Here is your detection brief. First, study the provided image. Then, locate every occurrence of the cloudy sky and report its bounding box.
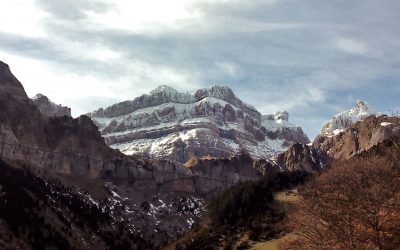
[0,0,399,138]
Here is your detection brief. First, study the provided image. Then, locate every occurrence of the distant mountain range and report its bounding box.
[87,85,310,163]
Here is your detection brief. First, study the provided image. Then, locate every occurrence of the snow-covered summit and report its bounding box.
[321,101,376,136]
[150,84,179,95]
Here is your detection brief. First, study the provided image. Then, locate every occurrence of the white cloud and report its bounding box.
[88,47,122,61]
[0,0,47,37]
[335,37,369,55]
[85,0,284,34]
[85,0,202,33]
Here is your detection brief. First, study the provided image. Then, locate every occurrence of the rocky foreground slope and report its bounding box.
[88,85,309,163]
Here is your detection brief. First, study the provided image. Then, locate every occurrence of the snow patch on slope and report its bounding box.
[380,122,392,127]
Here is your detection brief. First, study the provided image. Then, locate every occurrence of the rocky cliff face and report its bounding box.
[88,85,309,163]
[0,62,114,178]
[31,93,71,117]
[184,153,261,197]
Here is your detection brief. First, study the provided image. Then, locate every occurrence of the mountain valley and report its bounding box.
[0,60,399,249]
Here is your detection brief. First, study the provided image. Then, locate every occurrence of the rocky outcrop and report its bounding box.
[31,93,71,117]
[88,85,310,162]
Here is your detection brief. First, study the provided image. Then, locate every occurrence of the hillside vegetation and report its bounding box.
[283,139,400,249]
[167,171,309,249]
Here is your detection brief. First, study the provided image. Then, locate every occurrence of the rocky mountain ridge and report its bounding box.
[88,85,310,163]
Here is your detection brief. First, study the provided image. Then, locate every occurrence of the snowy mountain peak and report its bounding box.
[150,85,179,95]
[321,101,376,136]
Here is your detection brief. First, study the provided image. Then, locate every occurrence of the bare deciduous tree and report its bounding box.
[282,144,400,250]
